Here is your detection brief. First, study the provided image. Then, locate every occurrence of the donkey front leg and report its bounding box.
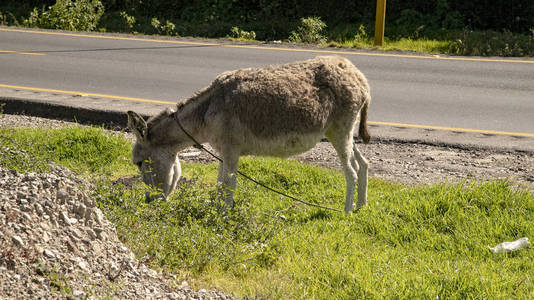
[216,151,239,207]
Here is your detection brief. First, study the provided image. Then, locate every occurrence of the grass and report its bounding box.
[1,126,534,299]
[0,126,135,177]
[329,37,452,55]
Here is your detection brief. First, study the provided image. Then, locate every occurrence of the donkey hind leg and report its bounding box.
[352,142,368,209]
[216,150,239,208]
[326,126,359,214]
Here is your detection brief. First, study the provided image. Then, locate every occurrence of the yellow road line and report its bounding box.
[1,27,533,64]
[0,49,45,56]
[0,83,174,105]
[1,83,533,138]
[368,121,534,137]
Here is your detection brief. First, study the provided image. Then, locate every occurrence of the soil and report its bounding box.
[180,137,534,194]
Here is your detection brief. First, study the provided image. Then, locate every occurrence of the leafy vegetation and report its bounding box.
[1,126,533,299]
[23,0,104,31]
[119,10,135,33]
[229,26,256,41]
[289,17,327,44]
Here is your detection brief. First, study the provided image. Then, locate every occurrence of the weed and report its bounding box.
[119,11,136,33]
[229,26,256,41]
[0,10,6,26]
[151,17,176,36]
[353,24,368,44]
[289,17,327,44]
[449,29,534,57]
[23,0,104,31]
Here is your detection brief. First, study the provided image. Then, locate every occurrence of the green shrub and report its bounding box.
[119,11,136,32]
[229,26,256,40]
[151,17,176,35]
[289,16,327,44]
[353,24,368,44]
[23,0,104,31]
[0,11,7,26]
[449,29,534,57]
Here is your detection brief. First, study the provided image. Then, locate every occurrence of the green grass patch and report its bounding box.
[1,126,533,298]
[0,126,135,176]
[329,37,452,55]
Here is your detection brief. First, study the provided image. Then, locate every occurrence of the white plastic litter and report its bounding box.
[490,237,530,253]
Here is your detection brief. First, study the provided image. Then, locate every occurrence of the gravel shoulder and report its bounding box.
[2,113,533,191]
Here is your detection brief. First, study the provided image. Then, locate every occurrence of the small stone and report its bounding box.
[34,203,44,215]
[94,209,104,225]
[69,228,83,240]
[22,212,31,221]
[179,280,189,289]
[84,207,94,223]
[60,211,72,225]
[43,249,55,259]
[74,203,86,217]
[66,240,80,255]
[96,231,107,241]
[12,235,24,247]
[72,290,86,299]
[42,231,50,243]
[56,189,69,204]
[77,258,88,271]
[86,228,96,240]
[35,245,44,254]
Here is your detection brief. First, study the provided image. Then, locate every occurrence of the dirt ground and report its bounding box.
[178,138,534,193]
[2,114,533,193]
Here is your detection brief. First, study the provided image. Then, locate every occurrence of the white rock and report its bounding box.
[73,290,86,298]
[60,211,72,225]
[43,249,55,259]
[12,235,24,247]
[76,258,88,271]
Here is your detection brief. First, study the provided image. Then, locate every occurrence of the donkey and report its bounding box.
[127,55,371,213]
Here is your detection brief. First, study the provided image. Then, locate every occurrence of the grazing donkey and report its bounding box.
[127,55,371,213]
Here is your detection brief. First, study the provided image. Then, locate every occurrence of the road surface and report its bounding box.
[1,27,533,147]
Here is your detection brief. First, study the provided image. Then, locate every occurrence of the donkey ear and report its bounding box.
[127,111,148,141]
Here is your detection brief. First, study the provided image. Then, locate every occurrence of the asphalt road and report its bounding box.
[1,27,533,136]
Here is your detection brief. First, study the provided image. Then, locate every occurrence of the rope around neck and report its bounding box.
[172,112,342,213]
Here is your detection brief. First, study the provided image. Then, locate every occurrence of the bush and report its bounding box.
[23,0,104,31]
[353,24,368,43]
[449,29,534,56]
[289,16,327,44]
[229,26,256,40]
[119,11,135,32]
[151,17,176,35]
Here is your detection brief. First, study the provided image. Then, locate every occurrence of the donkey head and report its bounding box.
[127,111,181,202]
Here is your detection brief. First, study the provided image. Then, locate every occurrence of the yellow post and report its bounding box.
[374,0,386,46]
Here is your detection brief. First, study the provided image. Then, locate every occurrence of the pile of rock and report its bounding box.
[0,161,231,299]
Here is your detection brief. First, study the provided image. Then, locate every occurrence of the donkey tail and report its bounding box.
[358,100,371,144]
